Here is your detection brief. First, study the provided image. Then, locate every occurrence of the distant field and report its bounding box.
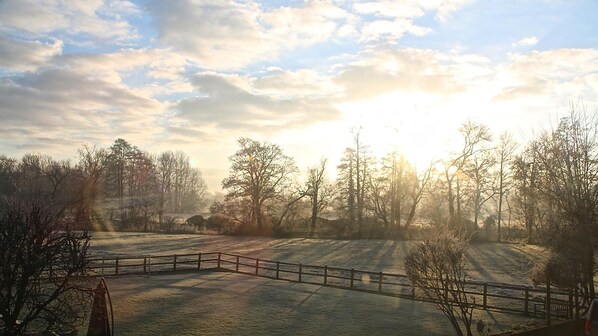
[89,232,545,284]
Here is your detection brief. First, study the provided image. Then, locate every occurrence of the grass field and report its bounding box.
[89,232,545,284]
[103,271,537,336]
[87,232,549,335]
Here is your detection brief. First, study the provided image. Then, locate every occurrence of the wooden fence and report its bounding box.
[88,252,582,320]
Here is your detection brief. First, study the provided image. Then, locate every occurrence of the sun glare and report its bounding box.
[336,91,457,171]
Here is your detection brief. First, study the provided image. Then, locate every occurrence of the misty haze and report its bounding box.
[1,1,597,336]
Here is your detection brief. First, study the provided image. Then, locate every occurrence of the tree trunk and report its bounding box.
[497,160,504,241]
[310,191,318,237]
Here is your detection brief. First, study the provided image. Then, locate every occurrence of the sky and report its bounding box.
[0,0,597,192]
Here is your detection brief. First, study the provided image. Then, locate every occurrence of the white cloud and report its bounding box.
[361,19,433,42]
[353,1,424,18]
[52,49,188,84]
[146,0,354,70]
[513,36,539,47]
[0,0,139,43]
[335,48,467,100]
[493,49,598,102]
[144,0,474,70]
[252,68,343,99]
[424,0,474,22]
[352,0,471,43]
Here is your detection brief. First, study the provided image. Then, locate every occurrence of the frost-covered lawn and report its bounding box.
[88,232,546,335]
[90,232,545,284]
[105,271,532,336]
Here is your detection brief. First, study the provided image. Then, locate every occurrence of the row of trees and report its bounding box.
[215,104,598,247]
[0,138,208,231]
[1,105,595,246]
[215,126,501,239]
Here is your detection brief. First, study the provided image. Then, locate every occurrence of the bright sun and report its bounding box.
[336,91,457,171]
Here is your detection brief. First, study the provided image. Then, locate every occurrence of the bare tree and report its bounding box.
[0,155,17,200]
[222,138,297,231]
[494,132,517,241]
[304,159,334,237]
[531,104,598,310]
[75,145,107,228]
[180,167,208,212]
[335,130,373,237]
[405,230,475,336]
[155,151,176,224]
[0,202,93,335]
[444,121,492,231]
[511,147,542,243]
[369,152,429,237]
[464,142,496,233]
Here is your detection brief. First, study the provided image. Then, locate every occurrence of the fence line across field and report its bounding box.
[87,251,581,320]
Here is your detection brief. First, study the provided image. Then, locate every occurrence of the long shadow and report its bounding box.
[112,271,296,335]
[472,243,541,283]
[466,250,497,282]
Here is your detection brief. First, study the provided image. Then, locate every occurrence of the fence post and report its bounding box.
[255,259,259,275]
[276,261,280,279]
[198,253,202,270]
[546,283,551,326]
[236,256,240,272]
[350,268,354,288]
[174,254,177,271]
[378,272,383,292]
[568,289,573,319]
[483,283,488,310]
[324,266,328,285]
[101,257,105,276]
[217,252,221,269]
[575,287,579,319]
[115,257,119,275]
[143,257,147,273]
[524,287,529,314]
[299,263,302,282]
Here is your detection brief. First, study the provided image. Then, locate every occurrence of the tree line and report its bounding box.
[214,104,597,254]
[0,138,208,232]
[1,105,596,249]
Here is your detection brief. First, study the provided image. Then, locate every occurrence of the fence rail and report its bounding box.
[88,252,582,320]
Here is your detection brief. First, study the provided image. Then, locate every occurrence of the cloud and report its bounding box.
[360,19,432,42]
[0,0,139,44]
[145,0,354,70]
[175,72,340,133]
[0,36,63,71]
[335,48,467,100]
[513,36,539,47]
[52,49,189,84]
[493,48,598,102]
[251,68,343,99]
[352,0,471,42]
[354,1,425,18]
[425,0,474,22]
[0,67,162,152]
[144,0,474,70]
